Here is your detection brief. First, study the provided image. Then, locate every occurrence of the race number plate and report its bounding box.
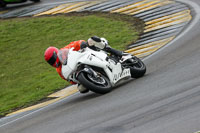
[113,69,131,83]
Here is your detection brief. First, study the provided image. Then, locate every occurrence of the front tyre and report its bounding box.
[128,56,146,78]
[77,72,112,94]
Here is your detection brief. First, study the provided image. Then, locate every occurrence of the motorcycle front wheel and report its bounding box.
[77,71,112,94]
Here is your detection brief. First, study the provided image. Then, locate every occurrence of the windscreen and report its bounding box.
[57,49,69,65]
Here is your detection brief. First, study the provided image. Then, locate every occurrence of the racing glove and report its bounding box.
[80,41,88,49]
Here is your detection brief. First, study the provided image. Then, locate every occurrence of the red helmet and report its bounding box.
[44,46,61,68]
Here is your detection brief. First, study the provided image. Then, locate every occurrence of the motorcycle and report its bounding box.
[58,47,146,94]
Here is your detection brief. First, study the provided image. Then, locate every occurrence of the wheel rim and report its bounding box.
[87,74,107,86]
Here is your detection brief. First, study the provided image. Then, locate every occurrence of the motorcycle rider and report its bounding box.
[44,36,125,93]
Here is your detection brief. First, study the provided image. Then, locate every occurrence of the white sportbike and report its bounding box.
[58,47,146,94]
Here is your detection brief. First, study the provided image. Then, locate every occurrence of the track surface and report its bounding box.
[1,0,200,133]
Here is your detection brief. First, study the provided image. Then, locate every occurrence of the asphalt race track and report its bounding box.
[1,0,200,133]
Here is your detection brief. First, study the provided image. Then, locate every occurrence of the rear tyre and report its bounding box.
[0,0,6,8]
[77,71,112,94]
[128,56,146,78]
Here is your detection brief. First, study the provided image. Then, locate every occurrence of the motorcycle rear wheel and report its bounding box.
[128,56,146,78]
[77,71,112,94]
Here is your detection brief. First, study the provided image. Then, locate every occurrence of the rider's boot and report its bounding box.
[77,84,89,93]
[104,46,131,62]
[104,46,123,57]
[120,52,133,62]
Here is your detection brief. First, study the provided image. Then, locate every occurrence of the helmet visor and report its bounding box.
[47,51,57,66]
[57,49,69,65]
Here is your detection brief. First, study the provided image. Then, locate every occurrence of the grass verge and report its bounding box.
[0,12,144,116]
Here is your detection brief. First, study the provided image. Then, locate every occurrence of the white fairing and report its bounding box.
[62,65,73,79]
[61,49,83,79]
[61,47,131,86]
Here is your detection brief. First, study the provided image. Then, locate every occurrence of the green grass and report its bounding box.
[0,13,144,116]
